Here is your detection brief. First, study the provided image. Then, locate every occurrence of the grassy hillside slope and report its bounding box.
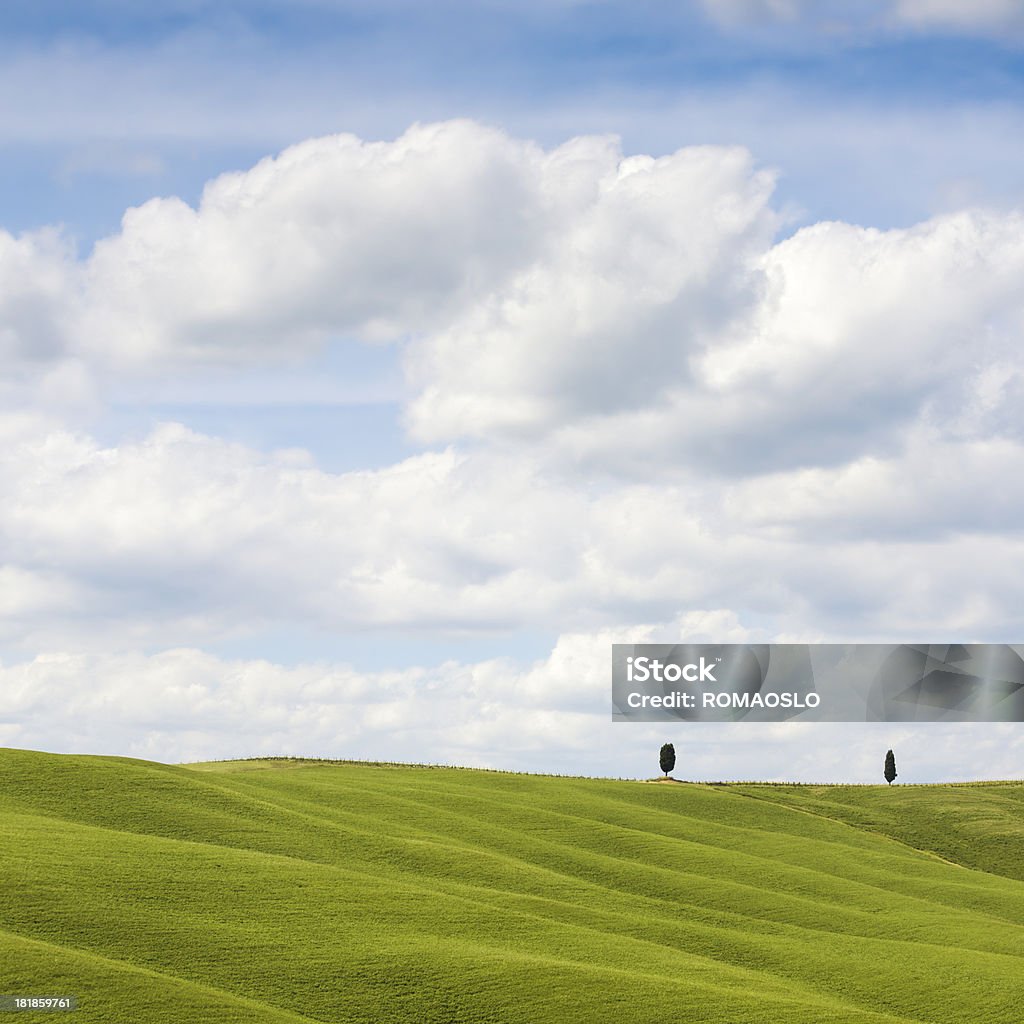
[1,749,1023,1023]
[729,782,1024,881]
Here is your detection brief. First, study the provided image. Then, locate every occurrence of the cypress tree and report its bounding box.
[659,742,676,777]
[884,749,897,786]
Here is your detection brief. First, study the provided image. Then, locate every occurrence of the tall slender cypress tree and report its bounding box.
[659,742,676,777]
[884,749,897,786]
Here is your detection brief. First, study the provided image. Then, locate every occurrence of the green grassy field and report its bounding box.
[2,749,1023,1023]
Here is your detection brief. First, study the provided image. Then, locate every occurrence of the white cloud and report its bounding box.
[2,415,1024,654]
[723,429,1024,540]
[69,124,781,416]
[0,420,592,645]
[892,0,1024,31]
[5,126,780,400]
[407,202,1024,478]
[80,120,556,366]
[405,143,777,441]
[2,638,1021,783]
[0,227,77,366]
[5,122,1024,487]
[2,120,1024,774]
[699,0,1024,35]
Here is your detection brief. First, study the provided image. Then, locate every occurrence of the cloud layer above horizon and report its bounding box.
[2,118,1024,779]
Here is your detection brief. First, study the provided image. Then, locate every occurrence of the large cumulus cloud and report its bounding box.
[80,121,557,364]
[410,205,1024,476]
[3,120,1024,777]
[2,416,1024,653]
[8,121,1024,481]
[403,142,777,440]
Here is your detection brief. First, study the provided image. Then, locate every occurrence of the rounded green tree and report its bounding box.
[659,742,676,778]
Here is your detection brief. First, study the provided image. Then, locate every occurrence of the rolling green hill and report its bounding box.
[1,749,1023,1023]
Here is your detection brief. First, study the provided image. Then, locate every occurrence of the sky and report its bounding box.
[3,0,1024,782]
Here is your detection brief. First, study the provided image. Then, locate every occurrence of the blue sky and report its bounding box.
[2,0,1024,779]
[5,0,1024,241]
